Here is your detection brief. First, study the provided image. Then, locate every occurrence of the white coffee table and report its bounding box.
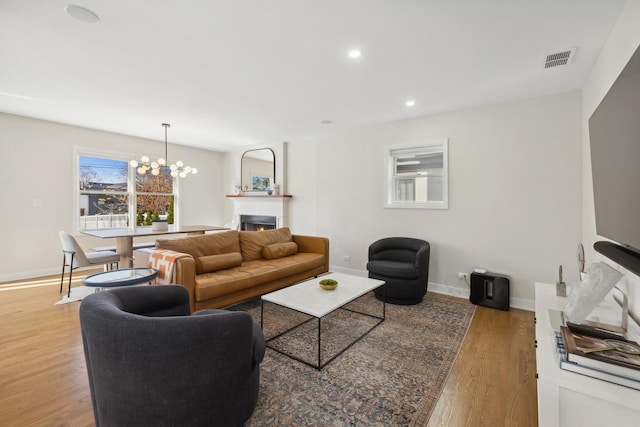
[261,272,385,370]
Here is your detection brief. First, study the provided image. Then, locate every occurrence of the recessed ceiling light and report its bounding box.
[405,100,416,107]
[348,50,362,59]
[65,5,100,24]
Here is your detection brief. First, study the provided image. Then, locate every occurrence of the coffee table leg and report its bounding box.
[317,317,322,370]
[260,300,264,329]
[383,285,386,319]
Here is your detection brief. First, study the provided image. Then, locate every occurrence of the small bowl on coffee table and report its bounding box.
[319,278,338,290]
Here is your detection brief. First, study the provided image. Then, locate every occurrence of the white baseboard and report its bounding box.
[330,266,368,277]
[0,267,60,283]
[330,266,534,312]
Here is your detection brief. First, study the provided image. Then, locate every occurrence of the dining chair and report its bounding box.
[59,231,120,298]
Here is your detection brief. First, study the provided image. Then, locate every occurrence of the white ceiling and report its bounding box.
[0,0,627,152]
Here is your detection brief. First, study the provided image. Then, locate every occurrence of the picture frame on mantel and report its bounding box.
[251,175,270,191]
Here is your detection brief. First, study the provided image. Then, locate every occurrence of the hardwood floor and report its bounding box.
[0,274,537,427]
[428,298,538,426]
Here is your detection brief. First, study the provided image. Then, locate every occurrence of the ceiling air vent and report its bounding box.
[544,48,576,69]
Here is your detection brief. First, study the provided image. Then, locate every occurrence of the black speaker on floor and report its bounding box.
[470,271,510,310]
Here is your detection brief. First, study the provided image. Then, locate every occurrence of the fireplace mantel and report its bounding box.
[226,194,292,228]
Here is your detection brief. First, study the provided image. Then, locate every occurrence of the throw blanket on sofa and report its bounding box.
[148,249,192,285]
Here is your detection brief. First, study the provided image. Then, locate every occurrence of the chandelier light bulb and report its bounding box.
[158,158,166,166]
[137,166,145,174]
[179,171,187,178]
[171,171,178,177]
[141,155,150,163]
[184,166,192,173]
[152,168,160,176]
[191,168,198,174]
[151,161,159,169]
[129,160,138,168]
[176,160,184,168]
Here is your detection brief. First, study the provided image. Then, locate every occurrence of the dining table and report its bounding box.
[82,225,228,267]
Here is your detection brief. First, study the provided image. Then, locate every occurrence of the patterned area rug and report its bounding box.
[234,292,475,426]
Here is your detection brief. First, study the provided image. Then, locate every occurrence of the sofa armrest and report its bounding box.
[173,256,197,312]
[292,235,330,273]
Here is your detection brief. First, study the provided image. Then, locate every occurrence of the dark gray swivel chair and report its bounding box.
[366,237,430,305]
[79,285,265,427]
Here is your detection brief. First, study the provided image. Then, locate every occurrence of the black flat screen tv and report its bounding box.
[588,43,640,275]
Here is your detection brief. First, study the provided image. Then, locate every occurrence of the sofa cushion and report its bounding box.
[194,253,326,301]
[263,242,298,260]
[196,252,243,274]
[239,228,293,262]
[156,231,241,260]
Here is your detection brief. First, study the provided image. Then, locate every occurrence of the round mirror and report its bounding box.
[241,148,275,192]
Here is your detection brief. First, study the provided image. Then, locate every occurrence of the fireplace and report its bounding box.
[227,194,291,229]
[240,214,277,231]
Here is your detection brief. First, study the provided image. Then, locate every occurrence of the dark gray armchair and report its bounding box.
[79,285,265,427]
[367,237,430,305]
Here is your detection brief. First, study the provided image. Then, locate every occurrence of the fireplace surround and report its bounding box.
[227,194,292,229]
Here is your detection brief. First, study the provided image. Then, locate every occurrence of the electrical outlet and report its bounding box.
[458,272,468,280]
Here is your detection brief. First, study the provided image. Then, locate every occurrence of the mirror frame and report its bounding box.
[241,148,276,192]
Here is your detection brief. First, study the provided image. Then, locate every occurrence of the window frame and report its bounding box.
[74,147,178,233]
[383,139,449,210]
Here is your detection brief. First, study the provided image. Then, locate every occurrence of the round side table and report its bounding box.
[82,268,159,289]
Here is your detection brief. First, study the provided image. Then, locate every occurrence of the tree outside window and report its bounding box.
[136,169,174,226]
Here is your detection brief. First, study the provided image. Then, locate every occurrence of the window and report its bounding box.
[384,139,448,209]
[135,169,174,226]
[79,156,129,230]
[77,152,176,231]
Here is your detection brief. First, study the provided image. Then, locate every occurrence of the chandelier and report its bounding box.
[129,123,198,178]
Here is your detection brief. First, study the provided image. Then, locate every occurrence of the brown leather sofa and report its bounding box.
[155,227,329,311]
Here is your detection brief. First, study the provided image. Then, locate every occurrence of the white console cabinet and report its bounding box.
[535,282,640,427]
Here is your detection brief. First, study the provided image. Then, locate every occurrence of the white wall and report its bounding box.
[581,0,640,313]
[286,92,583,308]
[0,113,225,281]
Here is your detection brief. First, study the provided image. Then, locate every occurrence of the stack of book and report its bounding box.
[554,325,640,390]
